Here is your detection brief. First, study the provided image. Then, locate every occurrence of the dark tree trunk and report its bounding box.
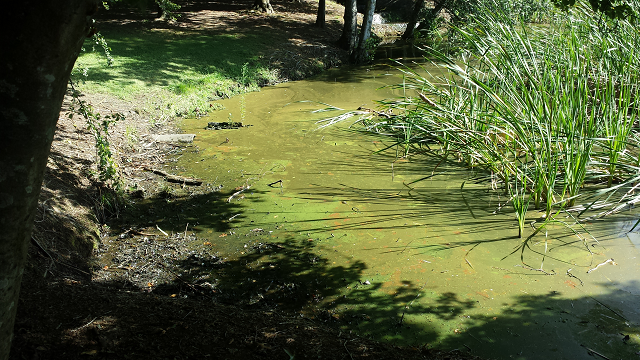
[337,0,358,52]
[0,1,97,358]
[252,0,274,13]
[156,1,164,18]
[408,0,446,37]
[316,0,326,28]
[350,0,376,64]
[401,0,425,40]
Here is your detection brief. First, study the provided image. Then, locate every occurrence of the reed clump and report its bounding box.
[364,1,640,238]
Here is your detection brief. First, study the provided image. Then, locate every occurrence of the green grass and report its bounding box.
[72,27,280,118]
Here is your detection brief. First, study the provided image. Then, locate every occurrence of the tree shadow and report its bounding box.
[80,0,350,94]
[435,284,640,359]
[16,197,640,359]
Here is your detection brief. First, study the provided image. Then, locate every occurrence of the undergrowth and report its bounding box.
[69,80,125,222]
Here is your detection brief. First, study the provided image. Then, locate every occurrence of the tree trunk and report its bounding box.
[0,1,97,359]
[316,0,326,28]
[401,0,425,40]
[156,0,164,18]
[252,0,274,13]
[406,0,446,39]
[350,0,376,64]
[337,0,358,52]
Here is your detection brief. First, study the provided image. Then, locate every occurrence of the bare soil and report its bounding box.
[10,1,485,359]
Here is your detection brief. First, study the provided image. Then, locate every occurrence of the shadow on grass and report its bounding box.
[77,0,350,98]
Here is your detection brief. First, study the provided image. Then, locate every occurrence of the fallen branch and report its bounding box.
[144,167,203,185]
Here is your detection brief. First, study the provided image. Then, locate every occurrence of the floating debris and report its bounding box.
[205,121,251,130]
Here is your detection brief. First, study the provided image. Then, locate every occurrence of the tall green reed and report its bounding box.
[368,0,640,237]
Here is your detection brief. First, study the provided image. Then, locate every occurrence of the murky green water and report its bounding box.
[175,59,640,360]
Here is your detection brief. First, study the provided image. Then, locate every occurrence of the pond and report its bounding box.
[174,56,640,360]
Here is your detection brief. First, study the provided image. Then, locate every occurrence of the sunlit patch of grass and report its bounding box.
[72,27,280,119]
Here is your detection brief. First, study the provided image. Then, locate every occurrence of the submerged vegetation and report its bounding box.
[330,0,640,243]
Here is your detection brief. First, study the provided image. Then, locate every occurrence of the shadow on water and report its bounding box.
[100,175,640,359]
[197,231,640,358]
[116,184,254,234]
[97,214,640,359]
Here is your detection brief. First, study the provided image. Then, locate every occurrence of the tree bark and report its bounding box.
[316,0,326,28]
[337,0,358,52]
[350,0,377,64]
[405,0,446,39]
[401,0,425,40]
[252,0,274,13]
[0,1,97,359]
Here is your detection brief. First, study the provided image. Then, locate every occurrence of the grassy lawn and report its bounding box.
[73,27,279,118]
[71,0,346,120]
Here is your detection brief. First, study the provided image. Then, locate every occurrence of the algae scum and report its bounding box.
[140,61,640,359]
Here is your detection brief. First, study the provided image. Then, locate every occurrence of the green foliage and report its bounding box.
[91,32,114,66]
[433,0,553,24]
[363,36,382,62]
[155,0,181,20]
[552,0,636,19]
[416,0,553,48]
[102,0,181,20]
[69,82,124,192]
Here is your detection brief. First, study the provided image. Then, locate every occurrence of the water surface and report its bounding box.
[176,58,640,360]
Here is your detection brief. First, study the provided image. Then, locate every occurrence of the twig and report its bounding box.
[464,243,479,269]
[464,257,474,269]
[71,317,97,332]
[267,179,282,187]
[343,341,354,360]
[156,224,168,237]
[587,258,615,273]
[119,228,157,237]
[586,294,627,320]
[400,240,414,253]
[581,345,611,360]
[514,264,556,275]
[566,268,584,286]
[227,185,251,202]
[184,223,189,240]
[31,236,54,260]
[30,236,91,276]
[143,167,203,185]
